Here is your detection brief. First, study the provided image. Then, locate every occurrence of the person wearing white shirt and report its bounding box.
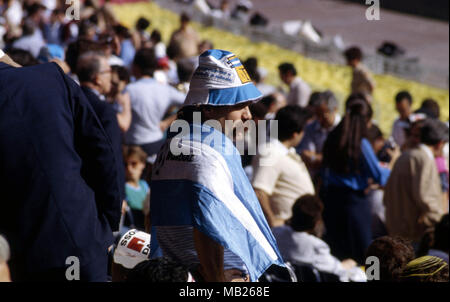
[278,62,311,108]
[125,48,185,155]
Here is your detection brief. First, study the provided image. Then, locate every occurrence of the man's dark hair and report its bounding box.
[278,63,297,76]
[133,48,158,77]
[111,65,130,83]
[275,105,310,141]
[249,102,268,120]
[136,17,150,31]
[243,57,260,83]
[290,195,324,237]
[76,52,103,83]
[395,91,412,105]
[180,12,191,23]
[420,118,448,146]
[150,29,162,44]
[416,98,440,119]
[365,236,415,282]
[344,46,363,62]
[126,258,190,282]
[260,94,276,109]
[6,48,39,66]
[113,24,131,39]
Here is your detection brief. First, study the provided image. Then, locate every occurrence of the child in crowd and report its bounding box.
[272,194,365,282]
[123,145,150,231]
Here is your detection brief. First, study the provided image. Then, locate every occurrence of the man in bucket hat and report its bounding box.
[149,49,284,282]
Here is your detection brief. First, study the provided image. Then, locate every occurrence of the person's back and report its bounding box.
[0,61,122,281]
[125,78,184,145]
[384,146,443,242]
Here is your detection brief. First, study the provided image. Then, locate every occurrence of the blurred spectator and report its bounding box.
[150,29,166,59]
[168,13,201,61]
[123,145,150,231]
[114,24,136,67]
[400,256,449,282]
[272,195,363,282]
[244,57,275,96]
[0,235,11,282]
[391,91,413,148]
[344,46,375,101]
[12,19,46,58]
[176,58,196,94]
[365,236,415,282]
[321,95,391,263]
[132,16,151,49]
[42,8,65,46]
[77,52,126,204]
[252,105,315,227]
[384,118,446,244]
[125,48,185,156]
[231,0,252,23]
[260,92,286,120]
[278,62,311,108]
[109,65,132,132]
[297,90,341,176]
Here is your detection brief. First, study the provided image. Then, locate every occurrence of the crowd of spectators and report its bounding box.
[0,0,448,282]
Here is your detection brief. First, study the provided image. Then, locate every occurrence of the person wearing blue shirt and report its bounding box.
[320,94,392,264]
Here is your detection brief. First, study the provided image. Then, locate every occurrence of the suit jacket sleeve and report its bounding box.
[62,72,122,232]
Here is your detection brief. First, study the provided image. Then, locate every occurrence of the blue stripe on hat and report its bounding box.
[200,49,233,60]
[207,83,262,105]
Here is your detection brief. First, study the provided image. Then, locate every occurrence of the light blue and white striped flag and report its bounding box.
[150,123,284,281]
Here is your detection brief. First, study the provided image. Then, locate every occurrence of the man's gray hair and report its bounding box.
[319,90,338,111]
[0,235,10,263]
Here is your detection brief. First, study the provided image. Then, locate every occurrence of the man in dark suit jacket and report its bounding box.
[0,55,122,281]
[76,52,125,205]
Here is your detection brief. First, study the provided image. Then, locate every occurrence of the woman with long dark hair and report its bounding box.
[320,94,391,264]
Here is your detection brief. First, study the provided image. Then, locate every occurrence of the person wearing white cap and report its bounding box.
[150,49,285,282]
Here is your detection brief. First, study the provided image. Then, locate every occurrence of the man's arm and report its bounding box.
[254,188,284,228]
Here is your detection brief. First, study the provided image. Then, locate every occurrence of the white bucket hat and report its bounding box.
[183,49,262,107]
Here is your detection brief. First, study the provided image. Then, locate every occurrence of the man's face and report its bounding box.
[96,58,112,95]
[316,102,337,129]
[396,99,411,119]
[279,71,291,85]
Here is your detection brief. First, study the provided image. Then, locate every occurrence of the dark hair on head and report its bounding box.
[113,24,131,39]
[126,258,190,282]
[78,19,96,38]
[275,105,310,142]
[6,48,39,66]
[365,236,415,282]
[417,98,440,119]
[323,94,371,174]
[150,29,162,44]
[367,124,384,144]
[136,17,150,31]
[21,20,35,36]
[76,52,104,83]
[133,48,158,76]
[344,46,362,62]
[278,63,297,76]
[243,57,260,83]
[420,118,448,146]
[111,65,130,83]
[180,12,191,23]
[307,91,323,108]
[122,145,148,164]
[395,91,412,105]
[290,195,324,237]
[260,94,276,109]
[249,102,268,120]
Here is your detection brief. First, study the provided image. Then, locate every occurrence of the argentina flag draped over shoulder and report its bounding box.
[150,123,284,281]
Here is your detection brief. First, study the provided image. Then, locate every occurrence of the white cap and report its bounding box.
[113,229,151,269]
